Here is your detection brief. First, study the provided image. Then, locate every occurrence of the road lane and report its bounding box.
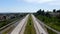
[0,17,25,34]
[11,14,29,34]
[19,15,29,34]
[31,14,48,34]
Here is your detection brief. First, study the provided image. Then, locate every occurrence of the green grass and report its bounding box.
[24,15,36,34]
[34,15,60,34]
[2,27,14,34]
[46,28,57,34]
[0,17,20,28]
[0,17,22,31]
[36,15,60,31]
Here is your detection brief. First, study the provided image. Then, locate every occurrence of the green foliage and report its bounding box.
[0,14,27,28]
[46,28,57,34]
[0,18,17,28]
[24,15,36,34]
[36,15,60,31]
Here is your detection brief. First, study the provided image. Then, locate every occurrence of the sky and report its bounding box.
[0,0,60,13]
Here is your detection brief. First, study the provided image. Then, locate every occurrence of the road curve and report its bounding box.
[31,14,48,34]
[11,14,29,34]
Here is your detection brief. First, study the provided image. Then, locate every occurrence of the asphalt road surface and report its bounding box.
[2,14,59,34]
[10,14,48,34]
[31,14,48,34]
[11,14,29,34]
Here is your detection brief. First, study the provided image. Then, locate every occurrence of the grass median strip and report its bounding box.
[24,15,36,34]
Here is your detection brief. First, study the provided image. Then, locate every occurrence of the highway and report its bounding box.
[10,14,48,34]
[1,14,53,34]
[10,14,29,34]
[0,16,25,34]
[31,14,48,34]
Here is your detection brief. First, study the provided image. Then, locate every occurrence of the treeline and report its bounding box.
[34,9,60,18]
[33,9,60,31]
[53,9,60,13]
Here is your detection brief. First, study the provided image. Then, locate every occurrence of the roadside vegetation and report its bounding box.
[0,17,18,28]
[2,26,14,34]
[0,13,27,31]
[24,14,36,34]
[36,15,60,31]
[33,9,60,34]
[35,15,57,34]
[46,28,57,34]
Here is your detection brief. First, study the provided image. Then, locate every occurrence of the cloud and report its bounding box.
[49,2,60,5]
[48,0,60,5]
[0,8,20,13]
[23,0,60,5]
[23,0,54,3]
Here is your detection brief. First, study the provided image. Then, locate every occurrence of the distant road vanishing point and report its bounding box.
[10,14,48,34]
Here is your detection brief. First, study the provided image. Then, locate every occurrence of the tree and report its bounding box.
[57,10,60,12]
[37,9,41,13]
[37,9,42,15]
[53,9,56,12]
[3,16,6,19]
[41,10,45,15]
[45,12,51,18]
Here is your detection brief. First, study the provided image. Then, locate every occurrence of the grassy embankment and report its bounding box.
[1,15,26,34]
[0,17,19,28]
[24,15,36,34]
[2,27,14,34]
[46,28,57,34]
[36,15,60,31]
[1,17,21,34]
[36,15,59,34]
